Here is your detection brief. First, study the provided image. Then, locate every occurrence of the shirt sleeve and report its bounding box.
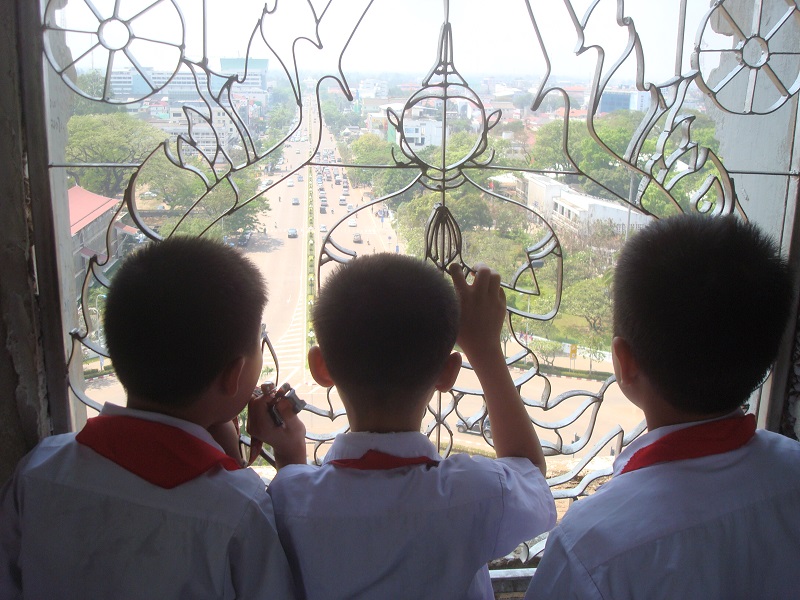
[491,456,557,557]
[0,469,23,599]
[227,493,297,600]
[524,526,603,600]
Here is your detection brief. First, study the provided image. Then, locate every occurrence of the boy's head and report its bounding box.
[104,236,268,408]
[613,214,792,414]
[311,254,460,420]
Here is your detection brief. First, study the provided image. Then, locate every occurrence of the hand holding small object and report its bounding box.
[245,381,307,468]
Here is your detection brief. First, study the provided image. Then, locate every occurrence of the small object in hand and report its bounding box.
[265,382,306,427]
[283,388,308,414]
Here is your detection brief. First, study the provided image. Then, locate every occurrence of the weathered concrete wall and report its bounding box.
[0,1,51,484]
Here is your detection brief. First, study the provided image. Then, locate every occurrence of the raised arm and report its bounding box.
[448,264,546,476]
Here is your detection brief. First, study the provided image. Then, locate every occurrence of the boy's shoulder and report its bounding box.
[12,424,268,510]
[269,452,551,514]
[554,428,800,563]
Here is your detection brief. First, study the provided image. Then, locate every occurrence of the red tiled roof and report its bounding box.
[114,222,138,235]
[68,186,118,236]
[78,247,108,261]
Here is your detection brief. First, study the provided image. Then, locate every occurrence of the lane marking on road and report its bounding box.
[266,280,308,386]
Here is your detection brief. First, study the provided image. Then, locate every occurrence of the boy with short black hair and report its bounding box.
[0,236,296,599]
[263,253,556,599]
[526,214,800,598]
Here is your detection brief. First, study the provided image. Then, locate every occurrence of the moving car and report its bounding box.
[320,224,328,233]
[339,198,347,206]
[347,218,357,227]
[456,418,492,440]
[353,233,362,243]
[291,197,300,205]
[287,228,298,238]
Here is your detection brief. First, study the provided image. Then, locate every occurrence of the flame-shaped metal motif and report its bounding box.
[425,203,463,271]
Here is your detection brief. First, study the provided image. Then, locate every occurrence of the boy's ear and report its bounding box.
[218,356,247,397]
[434,352,462,392]
[308,345,335,387]
[611,336,638,387]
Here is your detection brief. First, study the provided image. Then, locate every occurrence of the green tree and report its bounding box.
[461,231,525,281]
[561,276,612,371]
[138,150,266,238]
[71,71,123,116]
[513,92,535,112]
[395,192,437,256]
[66,113,166,198]
[137,151,206,206]
[533,109,719,213]
[529,338,562,367]
[349,133,395,186]
[532,119,573,173]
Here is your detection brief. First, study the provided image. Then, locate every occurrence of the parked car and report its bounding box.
[287,180,294,187]
[291,197,300,205]
[320,198,328,207]
[320,224,328,233]
[456,418,492,440]
[287,228,298,238]
[348,218,357,227]
[353,233,362,243]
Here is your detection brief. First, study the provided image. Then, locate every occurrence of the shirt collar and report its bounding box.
[613,409,745,476]
[323,431,442,465]
[100,403,224,453]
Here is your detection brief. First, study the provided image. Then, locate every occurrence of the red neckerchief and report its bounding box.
[76,415,241,489]
[618,413,756,475]
[329,449,440,470]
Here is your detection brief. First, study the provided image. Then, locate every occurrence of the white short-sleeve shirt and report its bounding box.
[0,404,296,600]
[269,431,556,599]
[526,417,800,599]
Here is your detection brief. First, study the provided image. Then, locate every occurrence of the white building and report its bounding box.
[395,118,444,149]
[148,102,239,160]
[521,173,653,235]
[109,58,268,102]
[358,79,389,99]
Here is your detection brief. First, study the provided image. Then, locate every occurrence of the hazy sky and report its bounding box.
[51,0,721,87]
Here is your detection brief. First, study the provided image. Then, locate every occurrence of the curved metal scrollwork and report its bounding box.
[44,0,798,564]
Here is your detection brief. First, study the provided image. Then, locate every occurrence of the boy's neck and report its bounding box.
[644,401,736,431]
[346,409,425,434]
[348,424,422,434]
[126,395,211,429]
